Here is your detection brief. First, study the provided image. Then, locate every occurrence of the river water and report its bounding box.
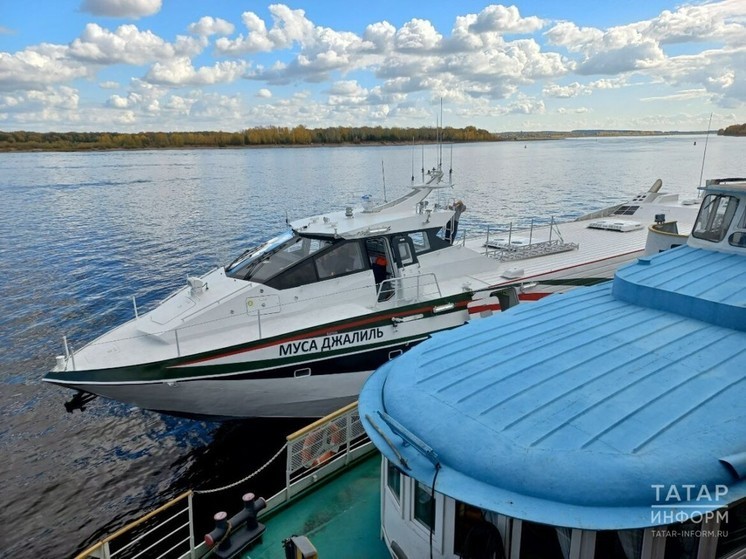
[0,136,742,558]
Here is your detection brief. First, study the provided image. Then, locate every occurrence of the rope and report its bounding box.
[195,442,288,495]
[203,520,232,559]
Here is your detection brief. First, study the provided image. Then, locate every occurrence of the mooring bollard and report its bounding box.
[204,494,267,558]
[204,511,230,550]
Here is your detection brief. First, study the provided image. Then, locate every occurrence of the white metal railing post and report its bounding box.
[285,438,291,502]
[257,309,262,339]
[345,412,352,466]
[188,492,196,559]
[549,216,554,243]
[485,225,490,255]
[132,296,139,319]
[63,335,70,359]
[529,218,534,246]
[174,329,181,357]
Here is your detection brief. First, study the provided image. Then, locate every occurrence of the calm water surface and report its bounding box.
[0,136,742,558]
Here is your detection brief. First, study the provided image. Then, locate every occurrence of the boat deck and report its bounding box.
[243,453,389,558]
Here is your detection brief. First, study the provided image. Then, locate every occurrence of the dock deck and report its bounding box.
[244,453,389,558]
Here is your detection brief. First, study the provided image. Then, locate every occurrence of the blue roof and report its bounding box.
[360,245,746,530]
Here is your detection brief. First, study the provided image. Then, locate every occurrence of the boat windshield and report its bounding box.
[692,194,740,243]
[225,231,332,282]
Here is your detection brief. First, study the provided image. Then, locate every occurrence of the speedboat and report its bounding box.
[359,177,746,559]
[44,167,701,420]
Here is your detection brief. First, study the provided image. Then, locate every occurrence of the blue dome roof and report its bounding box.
[360,246,746,529]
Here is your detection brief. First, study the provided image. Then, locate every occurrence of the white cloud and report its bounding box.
[395,19,442,51]
[0,45,89,91]
[99,80,120,89]
[543,82,591,98]
[256,88,272,98]
[467,5,545,35]
[641,88,710,102]
[188,17,235,37]
[145,57,247,86]
[69,23,176,65]
[80,0,162,18]
[216,5,314,54]
[107,94,129,108]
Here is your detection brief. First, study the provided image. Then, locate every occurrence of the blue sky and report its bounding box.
[1,0,744,132]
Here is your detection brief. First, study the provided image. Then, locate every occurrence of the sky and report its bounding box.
[1,0,745,132]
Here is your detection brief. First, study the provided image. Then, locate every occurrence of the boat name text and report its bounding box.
[279,328,385,356]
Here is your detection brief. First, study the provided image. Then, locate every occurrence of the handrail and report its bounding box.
[72,403,371,559]
[286,401,359,441]
[59,281,376,370]
[74,491,193,559]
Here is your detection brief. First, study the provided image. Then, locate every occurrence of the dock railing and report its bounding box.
[73,402,373,559]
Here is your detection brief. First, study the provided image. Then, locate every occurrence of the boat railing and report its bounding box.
[375,272,441,307]
[479,217,579,261]
[72,403,374,559]
[73,491,197,559]
[56,281,378,371]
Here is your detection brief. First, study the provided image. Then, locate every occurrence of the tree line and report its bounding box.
[718,124,746,136]
[0,125,495,151]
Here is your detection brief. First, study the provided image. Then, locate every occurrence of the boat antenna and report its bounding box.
[439,98,444,170]
[411,136,415,185]
[449,143,453,185]
[698,112,713,189]
[421,144,425,183]
[381,160,387,202]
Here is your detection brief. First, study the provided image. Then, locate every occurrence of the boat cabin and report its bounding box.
[225,225,452,295]
[381,456,746,559]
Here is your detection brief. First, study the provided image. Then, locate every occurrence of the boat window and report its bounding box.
[519,521,570,559]
[386,459,401,503]
[453,502,505,558]
[315,241,366,280]
[594,529,643,559]
[728,231,746,248]
[408,231,430,253]
[226,232,331,282]
[225,230,294,277]
[414,480,435,530]
[664,519,700,559]
[394,237,415,266]
[265,259,317,290]
[692,194,739,243]
[717,500,746,557]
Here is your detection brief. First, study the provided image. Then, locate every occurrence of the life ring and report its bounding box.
[301,424,343,468]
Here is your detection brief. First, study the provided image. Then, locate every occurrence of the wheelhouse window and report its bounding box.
[386,459,401,503]
[394,237,415,266]
[692,194,739,243]
[414,481,435,530]
[408,231,430,253]
[315,241,366,280]
[226,232,331,283]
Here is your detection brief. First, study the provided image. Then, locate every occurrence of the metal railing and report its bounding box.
[73,403,373,559]
[75,492,196,559]
[375,272,441,307]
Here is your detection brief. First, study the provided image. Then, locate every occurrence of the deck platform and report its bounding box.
[243,453,389,558]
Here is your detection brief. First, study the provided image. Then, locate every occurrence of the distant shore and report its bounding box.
[0,126,736,153]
